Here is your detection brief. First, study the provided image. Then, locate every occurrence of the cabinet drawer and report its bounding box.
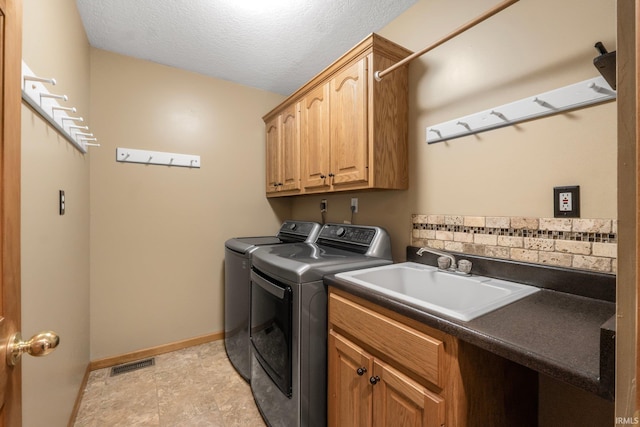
[329,293,444,388]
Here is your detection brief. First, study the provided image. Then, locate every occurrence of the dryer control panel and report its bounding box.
[317,224,391,259]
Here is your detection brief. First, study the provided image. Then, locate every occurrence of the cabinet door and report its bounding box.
[280,103,301,192]
[265,115,282,193]
[301,83,331,189]
[372,359,445,427]
[328,330,373,427]
[330,56,368,186]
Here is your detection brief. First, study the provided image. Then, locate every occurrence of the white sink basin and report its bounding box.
[335,262,540,321]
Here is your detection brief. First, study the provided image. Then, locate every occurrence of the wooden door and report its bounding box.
[0,0,23,424]
[301,83,330,189]
[265,115,282,193]
[330,57,368,186]
[617,0,640,418]
[328,331,373,427]
[371,360,444,427]
[280,103,300,192]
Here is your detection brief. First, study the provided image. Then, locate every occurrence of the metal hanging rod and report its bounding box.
[374,0,519,81]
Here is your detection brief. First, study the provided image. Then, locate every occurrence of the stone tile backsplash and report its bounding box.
[411,215,617,274]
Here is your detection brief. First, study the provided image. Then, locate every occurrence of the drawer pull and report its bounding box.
[369,375,380,385]
[356,367,367,376]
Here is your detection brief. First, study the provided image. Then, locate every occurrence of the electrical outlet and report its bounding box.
[559,192,572,212]
[553,186,580,218]
[320,199,327,212]
[351,198,358,213]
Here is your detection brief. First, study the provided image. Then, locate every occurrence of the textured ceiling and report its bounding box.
[75,0,417,95]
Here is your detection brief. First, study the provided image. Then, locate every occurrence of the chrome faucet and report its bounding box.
[416,247,457,269]
[416,247,472,274]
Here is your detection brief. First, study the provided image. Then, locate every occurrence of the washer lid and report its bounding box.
[225,236,284,254]
[251,243,392,283]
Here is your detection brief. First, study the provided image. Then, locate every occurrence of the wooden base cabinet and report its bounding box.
[328,289,538,427]
[329,330,445,427]
[264,33,410,197]
[328,331,373,427]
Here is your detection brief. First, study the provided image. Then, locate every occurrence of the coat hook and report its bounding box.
[51,106,77,115]
[78,136,99,149]
[588,82,602,92]
[39,93,68,106]
[23,75,56,90]
[490,110,508,121]
[587,81,614,95]
[532,97,554,109]
[75,132,94,138]
[428,128,442,138]
[67,125,89,131]
[61,116,84,123]
[456,121,471,130]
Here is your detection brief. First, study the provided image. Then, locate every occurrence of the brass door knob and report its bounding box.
[7,331,60,366]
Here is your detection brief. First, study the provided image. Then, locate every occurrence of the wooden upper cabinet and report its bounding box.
[330,56,368,186]
[280,103,301,192]
[301,83,331,190]
[263,33,411,197]
[265,116,281,194]
[265,103,301,195]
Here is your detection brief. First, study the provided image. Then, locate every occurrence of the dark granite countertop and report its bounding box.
[324,247,616,400]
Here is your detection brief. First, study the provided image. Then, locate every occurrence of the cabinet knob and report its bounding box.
[328,173,335,177]
[320,174,326,179]
[356,367,367,376]
[369,375,380,385]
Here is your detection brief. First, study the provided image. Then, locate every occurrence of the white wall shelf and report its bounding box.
[21,61,99,154]
[426,76,616,144]
[116,148,201,168]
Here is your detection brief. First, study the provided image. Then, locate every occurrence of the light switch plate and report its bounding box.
[553,186,579,218]
[59,190,65,215]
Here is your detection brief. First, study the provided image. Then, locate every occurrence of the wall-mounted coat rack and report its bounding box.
[116,148,201,168]
[426,76,616,144]
[21,61,99,154]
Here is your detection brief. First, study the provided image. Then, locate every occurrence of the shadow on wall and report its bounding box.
[268,197,294,224]
[414,48,596,115]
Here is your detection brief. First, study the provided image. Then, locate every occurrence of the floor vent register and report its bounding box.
[110,358,155,377]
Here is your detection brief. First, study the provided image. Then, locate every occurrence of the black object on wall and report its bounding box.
[593,41,616,90]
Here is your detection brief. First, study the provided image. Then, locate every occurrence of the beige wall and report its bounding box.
[19,0,618,424]
[89,49,289,359]
[292,0,616,424]
[292,0,617,263]
[21,0,91,425]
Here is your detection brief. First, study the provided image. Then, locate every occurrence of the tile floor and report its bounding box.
[73,340,267,426]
